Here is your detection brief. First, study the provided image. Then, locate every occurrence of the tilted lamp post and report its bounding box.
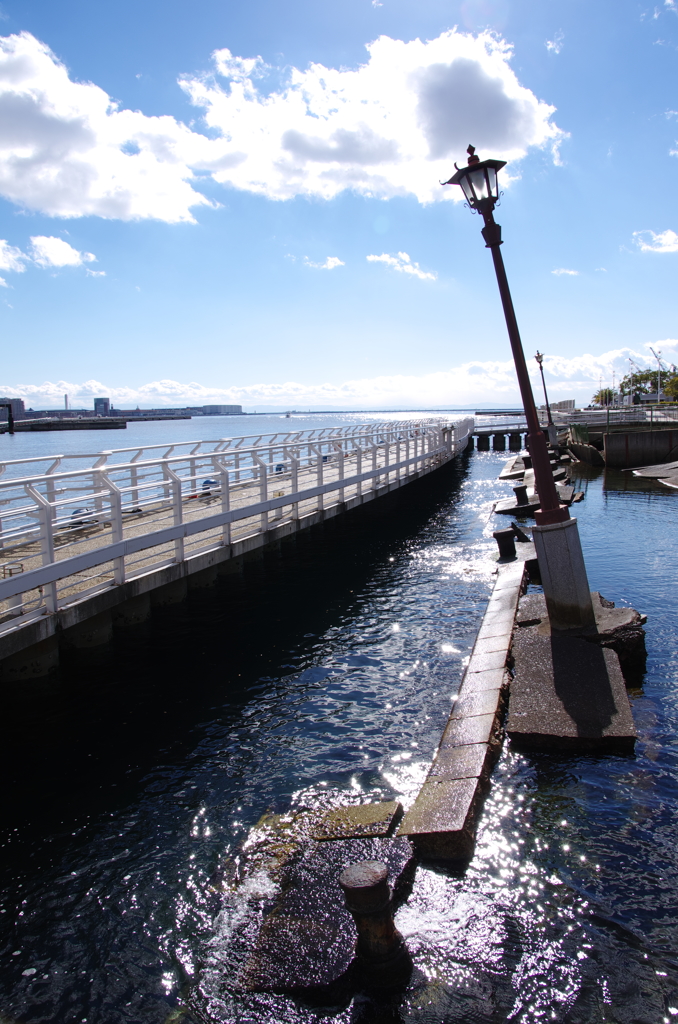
[444,146,595,631]
[535,350,557,445]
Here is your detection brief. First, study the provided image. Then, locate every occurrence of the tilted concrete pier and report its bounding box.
[398,556,526,858]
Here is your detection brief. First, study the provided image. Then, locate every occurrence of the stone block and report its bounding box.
[428,742,491,781]
[485,593,520,619]
[449,688,503,721]
[477,617,514,640]
[472,634,512,656]
[466,648,508,673]
[397,778,478,860]
[462,667,508,693]
[439,712,496,748]
[310,801,403,840]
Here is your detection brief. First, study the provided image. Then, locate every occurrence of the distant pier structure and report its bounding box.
[0,417,472,680]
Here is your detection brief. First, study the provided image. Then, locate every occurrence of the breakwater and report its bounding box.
[0,451,676,1021]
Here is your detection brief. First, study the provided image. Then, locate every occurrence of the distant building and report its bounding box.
[0,397,25,421]
[539,399,575,413]
[109,404,243,417]
[94,397,110,416]
[201,405,243,416]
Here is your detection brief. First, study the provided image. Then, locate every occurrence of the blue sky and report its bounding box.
[0,0,677,410]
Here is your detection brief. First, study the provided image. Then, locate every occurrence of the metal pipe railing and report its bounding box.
[0,418,473,632]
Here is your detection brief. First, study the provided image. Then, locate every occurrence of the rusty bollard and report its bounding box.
[493,528,516,560]
[339,860,412,989]
[513,483,530,506]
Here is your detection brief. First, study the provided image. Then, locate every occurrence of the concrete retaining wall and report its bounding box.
[604,429,678,468]
[0,458,456,682]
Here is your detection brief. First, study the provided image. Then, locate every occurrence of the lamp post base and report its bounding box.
[532,517,595,631]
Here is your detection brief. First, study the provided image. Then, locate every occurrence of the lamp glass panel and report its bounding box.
[487,167,498,197]
[460,175,475,204]
[469,169,488,200]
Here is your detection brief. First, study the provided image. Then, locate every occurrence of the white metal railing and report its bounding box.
[0,418,473,634]
[475,406,678,433]
[559,406,678,428]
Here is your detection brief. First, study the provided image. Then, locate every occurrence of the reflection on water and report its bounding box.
[0,452,676,1022]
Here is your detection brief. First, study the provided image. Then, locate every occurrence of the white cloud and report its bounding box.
[633,229,678,253]
[367,251,436,280]
[86,269,106,277]
[643,338,678,356]
[0,348,662,410]
[182,30,564,205]
[546,31,564,54]
[29,235,96,267]
[551,267,579,276]
[0,238,26,273]
[303,256,345,269]
[0,29,563,221]
[0,31,215,222]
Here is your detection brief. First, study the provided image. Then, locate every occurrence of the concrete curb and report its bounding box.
[397,558,526,860]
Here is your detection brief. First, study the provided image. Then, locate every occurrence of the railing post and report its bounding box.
[356,446,363,496]
[309,445,323,510]
[337,442,345,503]
[288,451,300,519]
[163,465,185,563]
[252,454,269,531]
[130,451,142,506]
[98,473,125,584]
[25,484,57,613]
[218,465,231,545]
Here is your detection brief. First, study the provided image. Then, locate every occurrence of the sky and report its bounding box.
[0,0,677,410]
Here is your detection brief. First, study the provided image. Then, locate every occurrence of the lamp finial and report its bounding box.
[467,145,479,165]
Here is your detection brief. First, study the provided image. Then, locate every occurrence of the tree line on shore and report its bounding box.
[592,366,678,407]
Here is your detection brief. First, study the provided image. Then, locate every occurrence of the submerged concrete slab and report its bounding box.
[507,627,636,753]
[310,800,402,840]
[240,834,414,993]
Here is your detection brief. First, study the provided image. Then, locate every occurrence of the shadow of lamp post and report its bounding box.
[443,146,594,631]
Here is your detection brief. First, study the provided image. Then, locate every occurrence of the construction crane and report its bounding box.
[627,357,645,400]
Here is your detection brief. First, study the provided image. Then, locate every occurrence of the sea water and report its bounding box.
[0,449,675,1023]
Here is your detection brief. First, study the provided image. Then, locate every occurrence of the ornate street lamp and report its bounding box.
[535,350,557,444]
[444,146,594,631]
